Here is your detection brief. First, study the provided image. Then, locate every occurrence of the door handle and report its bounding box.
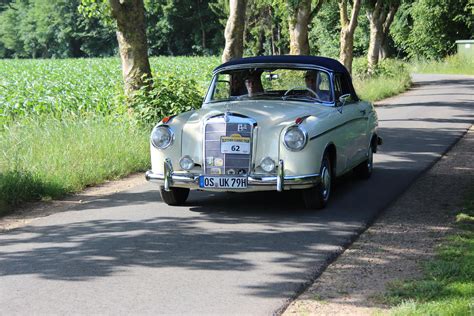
[359,109,366,115]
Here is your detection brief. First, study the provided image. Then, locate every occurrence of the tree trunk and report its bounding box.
[288,0,324,55]
[109,0,151,96]
[256,27,265,55]
[222,0,248,63]
[379,39,388,59]
[197,0,206,50]
[366,0,385,75]
[289,0,311,55]
[378,4,399,60]
[274,22,282,55]
[338,0,361,74]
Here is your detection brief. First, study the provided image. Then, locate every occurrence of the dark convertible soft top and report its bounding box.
[214,55,348,73]
[214,55,359,101]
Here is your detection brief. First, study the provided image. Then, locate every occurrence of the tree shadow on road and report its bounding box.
[0,80,473,307]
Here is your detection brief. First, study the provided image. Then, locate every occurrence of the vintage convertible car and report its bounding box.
[146,55,382,209]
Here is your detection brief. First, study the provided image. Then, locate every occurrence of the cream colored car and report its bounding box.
[146,56,381,209]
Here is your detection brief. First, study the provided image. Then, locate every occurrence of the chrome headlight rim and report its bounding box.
[151,125,174,149]
[283,125,308,152]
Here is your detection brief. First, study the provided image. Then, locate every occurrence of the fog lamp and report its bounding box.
[179,156,194,170]
[260,157,276,173]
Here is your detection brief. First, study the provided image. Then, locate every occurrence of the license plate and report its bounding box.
[199,176,248,189]
[221,135,250,154]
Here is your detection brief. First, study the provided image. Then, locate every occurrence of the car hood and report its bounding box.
[180,100,330,165]
[189,100,328,126]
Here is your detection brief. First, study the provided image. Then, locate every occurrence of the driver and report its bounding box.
[244,72,263,97]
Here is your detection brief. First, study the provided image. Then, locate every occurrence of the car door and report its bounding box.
[353,100,370,162]
[340,74,369,164]
[333,73,362,171]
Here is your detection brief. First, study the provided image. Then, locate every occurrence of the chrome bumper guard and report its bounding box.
[146,159,320,192]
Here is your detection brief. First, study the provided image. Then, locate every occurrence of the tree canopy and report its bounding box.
[0,0,471,60]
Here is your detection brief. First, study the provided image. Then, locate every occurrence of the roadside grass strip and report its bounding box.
[0,117,150,215]
[384,187,474,316]
[412,55,474,76]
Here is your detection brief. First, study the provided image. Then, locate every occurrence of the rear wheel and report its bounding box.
[159,187,190,206]
[355,145,374,179]
[303,153,332,209]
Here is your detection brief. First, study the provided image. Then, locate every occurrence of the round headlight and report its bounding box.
[179,156,194,170]
[260,157,276,173]
[283,126,307,151]
[151,126,173,149]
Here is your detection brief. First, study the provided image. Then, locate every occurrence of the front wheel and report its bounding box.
[355,145,374,179]
[302,154,332,210]
[159,187,190,206]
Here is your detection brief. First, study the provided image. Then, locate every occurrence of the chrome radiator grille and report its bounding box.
[204,114,254,175]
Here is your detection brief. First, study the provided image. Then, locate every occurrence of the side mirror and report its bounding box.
[338,93,351,106]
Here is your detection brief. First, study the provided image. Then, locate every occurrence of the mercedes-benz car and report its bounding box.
[145,55,382,209]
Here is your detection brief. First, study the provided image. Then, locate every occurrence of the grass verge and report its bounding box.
[383,186,474,315]
[0,116,150,215]
[412,55,474,76]
[352,58,412,102]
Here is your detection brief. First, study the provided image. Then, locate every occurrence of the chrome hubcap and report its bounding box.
[321,164,331,201]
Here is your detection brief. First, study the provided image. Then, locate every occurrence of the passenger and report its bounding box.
[305,71,331,101]
[316,72,331,101]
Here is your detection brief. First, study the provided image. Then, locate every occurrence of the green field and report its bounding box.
[0,57,219,125]
[0,56,410,214]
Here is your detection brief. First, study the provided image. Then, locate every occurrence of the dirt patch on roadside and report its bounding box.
[284,127,474,315]
[0,173,146,232]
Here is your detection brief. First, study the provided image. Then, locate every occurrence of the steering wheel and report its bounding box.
[283,86,318,98]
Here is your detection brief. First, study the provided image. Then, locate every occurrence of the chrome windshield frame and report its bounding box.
[203,63,336,107]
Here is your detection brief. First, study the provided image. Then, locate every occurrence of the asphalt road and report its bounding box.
[1,74,473,315]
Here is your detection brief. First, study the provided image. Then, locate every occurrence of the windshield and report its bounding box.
[206,67,333,103]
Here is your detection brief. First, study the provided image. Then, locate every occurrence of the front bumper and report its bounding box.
[145,159,320,192]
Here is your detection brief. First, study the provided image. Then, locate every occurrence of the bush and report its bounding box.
[0,169,45,215]
[352,58,412,102]
[132,74,204,125]
[352,58,410,80]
